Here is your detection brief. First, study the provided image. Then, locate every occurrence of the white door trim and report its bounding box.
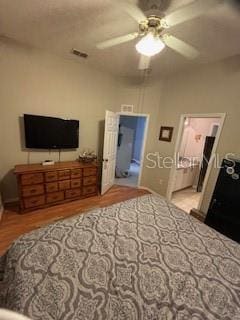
[166,113,226,211]
[116,112,150,187]
[209,122,220,136]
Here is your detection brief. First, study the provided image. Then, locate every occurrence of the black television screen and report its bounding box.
[24,114,79,149]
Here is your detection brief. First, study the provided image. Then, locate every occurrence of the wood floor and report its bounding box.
[0,185,149,256]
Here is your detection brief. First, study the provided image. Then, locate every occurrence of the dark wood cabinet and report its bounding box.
[15,161,99,212]
[205,159,240,243]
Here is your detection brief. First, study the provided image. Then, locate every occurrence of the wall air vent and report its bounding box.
[121,105,134,113]
[71,48,88,59]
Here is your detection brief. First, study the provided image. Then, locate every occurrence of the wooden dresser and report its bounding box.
[14,161,99,212]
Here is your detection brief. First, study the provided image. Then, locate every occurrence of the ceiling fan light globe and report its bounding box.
[136,33,165,57]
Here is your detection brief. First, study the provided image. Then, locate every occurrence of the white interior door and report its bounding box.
[101,110,119,195]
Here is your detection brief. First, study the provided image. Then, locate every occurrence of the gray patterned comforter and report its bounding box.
[0,194,240,320]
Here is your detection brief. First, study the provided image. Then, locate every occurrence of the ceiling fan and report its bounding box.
[96,0,223,70]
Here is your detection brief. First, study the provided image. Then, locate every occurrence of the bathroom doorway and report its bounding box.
[167,114,225,213]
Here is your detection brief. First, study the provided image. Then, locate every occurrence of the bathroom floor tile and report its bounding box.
[172,188,201,214]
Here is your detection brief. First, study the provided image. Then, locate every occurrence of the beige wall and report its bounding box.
[141,61,240,213]
[116,78,164,189]
[1,37,239,216]
[0,40,121,201]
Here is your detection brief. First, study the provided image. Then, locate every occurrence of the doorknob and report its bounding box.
[103,159,109,162]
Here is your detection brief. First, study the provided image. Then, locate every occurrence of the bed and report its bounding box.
[0,194,239,319]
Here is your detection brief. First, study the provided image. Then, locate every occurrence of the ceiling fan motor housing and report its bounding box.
[139,15,165,36]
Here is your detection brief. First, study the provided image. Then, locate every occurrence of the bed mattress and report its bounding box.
[0,194,239,319]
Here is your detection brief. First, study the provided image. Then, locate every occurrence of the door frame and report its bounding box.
[116,112,150,187]
[166,113,226,210]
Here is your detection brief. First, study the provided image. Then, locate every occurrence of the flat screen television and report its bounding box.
[24,114,79,149]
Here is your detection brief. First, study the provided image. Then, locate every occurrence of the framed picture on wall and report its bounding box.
[159,126,174,142]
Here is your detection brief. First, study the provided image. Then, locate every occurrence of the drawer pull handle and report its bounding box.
[31,200,38,204]
[30,189,36,193]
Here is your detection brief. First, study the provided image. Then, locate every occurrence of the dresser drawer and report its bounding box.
[83,167,97,177]
[83,176,97,186]
[65,188,81,199]
[22,184,44,197]
[46,191,64,204]
[21,173,44,186]
[45,171,58,182]
[59,180,70,190]
[71,169,82,179]
[15,161,99,212]
[71,179,82,188]
[24,195,45,209]
[82,185,97,195]
[46,182,58,193]
[58,170,70,180]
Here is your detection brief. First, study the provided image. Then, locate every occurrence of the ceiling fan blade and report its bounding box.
[96,32,138,49]
[163,0,220,27]
[163,34,199,59]
[118,1,147,23]
[138,55,151,70]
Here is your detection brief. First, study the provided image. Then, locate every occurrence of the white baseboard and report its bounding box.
[138,186,161,196]
[132,159,141,165]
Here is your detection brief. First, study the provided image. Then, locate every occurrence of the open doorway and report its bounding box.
[167,114,225,213]
[115,114,147,187]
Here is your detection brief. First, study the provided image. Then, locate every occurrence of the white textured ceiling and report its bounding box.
[0,0,240,77]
